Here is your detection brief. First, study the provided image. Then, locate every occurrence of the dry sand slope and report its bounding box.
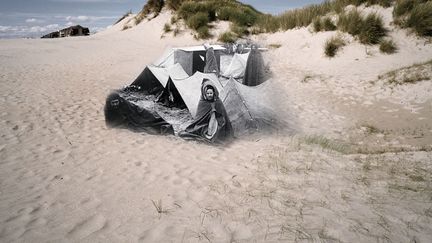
[1,9,432,242]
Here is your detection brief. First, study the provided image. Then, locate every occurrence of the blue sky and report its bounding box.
[0,0,324,38]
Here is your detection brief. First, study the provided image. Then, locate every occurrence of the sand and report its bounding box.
[1,7,431,242]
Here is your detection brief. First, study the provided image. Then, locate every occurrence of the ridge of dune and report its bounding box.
[0,3,431,242]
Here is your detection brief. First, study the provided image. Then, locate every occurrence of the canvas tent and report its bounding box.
[159,72,223,118]
[220,52,250,79]
[106,44,280,139]
[154,45,226,76]
[221,78,281,137]
[130,63,189,94]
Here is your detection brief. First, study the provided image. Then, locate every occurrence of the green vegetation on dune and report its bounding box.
[393,0,432,37]
[132,0,429,43]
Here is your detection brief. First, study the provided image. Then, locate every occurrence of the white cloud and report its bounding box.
[64,15,116,22]
[25,18,45,24]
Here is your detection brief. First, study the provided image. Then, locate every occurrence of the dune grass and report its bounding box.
[393,0,432,37]
[218,31,238,43]
[114,10,132,25]
[379,39,398,54]
[132,0,428,40]
[324,35,346,57]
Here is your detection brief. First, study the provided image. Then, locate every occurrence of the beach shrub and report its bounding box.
[196,26,211,39]
[313,17,323,32]
[393,0,431,36]
[231,24,249,36]
[313,17,336,32]
[178,1,216,21]
[114,10,132,25]
[393,0,416,18]
[323,17,337,31]
[405,1,432,36]
[324,36,346,57]
[218,31,237,43]
[379,39,398,53]
[163,23,172,32]
[166,0,184,11]
[255,15,280,33]
[338,9,364,36]
[186,12,209,30]
[359,12,387,44]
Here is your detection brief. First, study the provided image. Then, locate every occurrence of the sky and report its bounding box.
[0,0,324,39]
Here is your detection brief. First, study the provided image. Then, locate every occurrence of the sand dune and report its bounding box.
[1,7,431,242]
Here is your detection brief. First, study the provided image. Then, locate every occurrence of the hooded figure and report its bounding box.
[179,80,233,143]
[203,47,219,76]
[104,91,174,135]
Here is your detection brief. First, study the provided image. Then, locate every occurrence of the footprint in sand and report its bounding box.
[67,214,107,239]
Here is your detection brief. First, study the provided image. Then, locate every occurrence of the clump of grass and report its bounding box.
[268,43,282,49]
[379,59,432,85]
[218,31,237,43]
[337,9,364,36]
[196,25,211,39]
[379,39,398,54]
[359,12,387,44]
[186,12,209,30]
[323,17,337,31]
[303,135,352,154]
[337,10,387,44]
[163,23,172,33]
[135,0,164,24]
[255,14,280,33]
[393,0,432,37]
[114,10,132,25]
[313,17,323,32]
[405,1,432,37]
[170,15,178,24]
[166,0,183,11]
[314,17,337,32]
[231,24,249,36]
[324,35,346,57]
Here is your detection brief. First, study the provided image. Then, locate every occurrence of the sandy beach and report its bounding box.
[1,7,431,242]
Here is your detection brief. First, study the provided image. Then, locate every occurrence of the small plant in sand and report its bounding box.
[114,10,132,25]
[151,199,169,217]
[313,17,323,32]
[322,17,337,31]
[163,23,172,33]
[218,31,237,43]
[324,35,346,57]
[268,43,282,49]
[314,17,337,32]
[379,39,398,54]
[135,0,164,24]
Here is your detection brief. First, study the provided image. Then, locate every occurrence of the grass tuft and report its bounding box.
[405,1,432,36]
[379,39,398,54]
[359,12,387,44]
[218,31,237,43]
[338,9,364,36]
[163,23,172,33]
[324,35,346,57]
[186,12,209,30]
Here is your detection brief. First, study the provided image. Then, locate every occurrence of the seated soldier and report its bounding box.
[179,79,233,143]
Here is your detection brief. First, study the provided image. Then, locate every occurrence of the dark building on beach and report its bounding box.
[41,25,90,38]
